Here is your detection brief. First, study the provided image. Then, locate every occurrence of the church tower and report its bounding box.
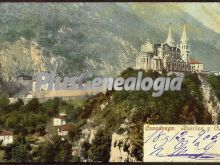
[180,23,190,64]
[166,23,175,47]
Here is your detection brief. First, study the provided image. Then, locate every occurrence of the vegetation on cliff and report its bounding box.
[205,74,220,100]
[71,68,211,162]
[0,68,213,162]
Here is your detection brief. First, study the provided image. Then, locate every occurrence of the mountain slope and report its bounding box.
[70,68,211,162]
[129,3,220,71]
[0,3,219,80]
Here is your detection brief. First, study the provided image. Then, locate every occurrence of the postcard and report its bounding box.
[0,2,219,163]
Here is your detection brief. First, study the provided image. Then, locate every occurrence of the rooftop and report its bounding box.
[190,58,203,64]
[17,74,32,80]
[54,114,66,120]
[57,124,74,132]
[0,130,13,136]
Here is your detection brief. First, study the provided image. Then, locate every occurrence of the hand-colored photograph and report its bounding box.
[0,2,220,163]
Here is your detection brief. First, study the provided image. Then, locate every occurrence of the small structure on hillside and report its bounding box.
[136,23,205,73]
[53,113,67,126]
[190,58,204,73]
[57,123,74,136]
[17,74,33,87]
[17,74,32,81]
[53,112,75,136]
[0,130,13,146]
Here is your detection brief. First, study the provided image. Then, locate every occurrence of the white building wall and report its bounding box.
[32,81,49,92]
[58,130,68,136]
[53,118,66,126]
[0,135,13,146]
[191,63,203,72]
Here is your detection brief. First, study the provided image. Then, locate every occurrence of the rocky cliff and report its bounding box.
[0,38,46,81]
[199,75,220,124]
[69,69,211,162]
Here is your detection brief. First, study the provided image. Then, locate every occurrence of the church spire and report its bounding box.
[181,23,188,43]
[166,23,175,47]
[180,23,190,65]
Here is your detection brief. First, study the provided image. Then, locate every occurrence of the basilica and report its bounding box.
[136,24,203,72]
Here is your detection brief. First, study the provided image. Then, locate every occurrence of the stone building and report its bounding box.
[136,24,203,73]
[190,58,204,73]
[53,113,67,126]
[57,123,74,136]
[0,130,13,146]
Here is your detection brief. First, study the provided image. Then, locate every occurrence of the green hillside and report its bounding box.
[69,68,211,161]
[0,68,213,162]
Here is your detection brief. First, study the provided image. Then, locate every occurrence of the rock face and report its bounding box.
[0,38,46,81]
[199,75,220,124]
[72,126,98,160]
[109,132,137,162]
[84,32,138,76]
[72,118,104,161]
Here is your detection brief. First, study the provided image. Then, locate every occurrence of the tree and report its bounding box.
[36,124,46,136]
[12,99,24,109]
[89,129,111,162]
[81,141,91,159]
[39,136,72,162]
[20,29,36,41]
[25,98,40,112]
[40,142,55,162]
[53,136,72,162]
[0,94,9,109]
[4,29,20,43]
[4,135,31,162]
[0,139,3,147]
[5,115,17,129]
[11,144,30,162]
